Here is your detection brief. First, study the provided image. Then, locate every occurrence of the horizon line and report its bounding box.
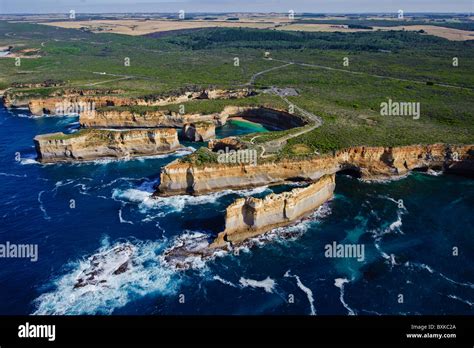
[1,11,472,15]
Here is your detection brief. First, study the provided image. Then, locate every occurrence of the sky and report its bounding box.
[0,0,473,14]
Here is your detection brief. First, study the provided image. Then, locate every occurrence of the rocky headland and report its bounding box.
[34,128,180,163]
[4,88,255,116]
[161,144,473,269]
[157,144,474,196]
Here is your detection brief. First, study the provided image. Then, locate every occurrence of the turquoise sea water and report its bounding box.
[0,105,473,315]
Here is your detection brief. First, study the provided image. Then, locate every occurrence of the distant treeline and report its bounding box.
[165,27,473,51]
[294,19,474,32]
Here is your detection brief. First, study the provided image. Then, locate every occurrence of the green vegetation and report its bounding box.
[98,94,286,114]
[164,27,467,51]
[39,129,91,140]
[179,147,219,166]
[1,21,473,164]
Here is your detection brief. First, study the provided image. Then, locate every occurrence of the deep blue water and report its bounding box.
[0,105,473,315]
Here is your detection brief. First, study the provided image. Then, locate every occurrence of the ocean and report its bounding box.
[0,105,473,315]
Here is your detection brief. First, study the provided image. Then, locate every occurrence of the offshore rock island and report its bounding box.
[211,174,337,248]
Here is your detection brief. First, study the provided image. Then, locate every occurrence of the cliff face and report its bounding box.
[157,144,474,195]
[211,175,335,248]
[3,89,125,109]
[235,107,307,129]
[34,128,180,163]
[80,109,228,128]
[208,137,246,151]
[182,122,216,142]
[5,88,253,115]
[79,105,299,129]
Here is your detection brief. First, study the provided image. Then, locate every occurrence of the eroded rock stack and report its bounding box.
[211,174,336,248]
[182,122,216,142]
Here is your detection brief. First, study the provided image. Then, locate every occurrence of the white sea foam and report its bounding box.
[369,195,408,264]
[20,156,38,165]
[32,239,179,315]
[334,278,356,316]
[360,173,410,184]
[379,195,407,208]
[285,270,316,315]
[52,179,76,194]
[372,204,405,241]
[213,275,238,288]
[100,176,148,189]
[425,169,443,176]
[37,190,50,221]
[448,294,473,307]
[406,262,474,289]
[161,231,214,270]
[162,200,332,271]
[0,172,27,178]
[118,205,134,224]
[240,203,332,248]
[239,277,276,293]
[16,113,36,118]
[388,214,403,232]
[113,185,270,215]
[49,147,195,167]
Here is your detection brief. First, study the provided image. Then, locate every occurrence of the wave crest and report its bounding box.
[32,239,180,315]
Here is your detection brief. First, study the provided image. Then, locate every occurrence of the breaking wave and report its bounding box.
[237,202,332,250]
[20,155,39,165]
[32,239,181,315]
[113,185,270,215]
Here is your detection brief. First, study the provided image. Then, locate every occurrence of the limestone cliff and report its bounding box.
[78,105,300,129]
[157,144,474,195]
[182,122,216,142]
[5,88,254,115]
[34,128,180,163]
[208,137,247,151]
[233,107,307,130]
[3,88,125,109]
[211,175,335,248]
[80,109,228,128]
